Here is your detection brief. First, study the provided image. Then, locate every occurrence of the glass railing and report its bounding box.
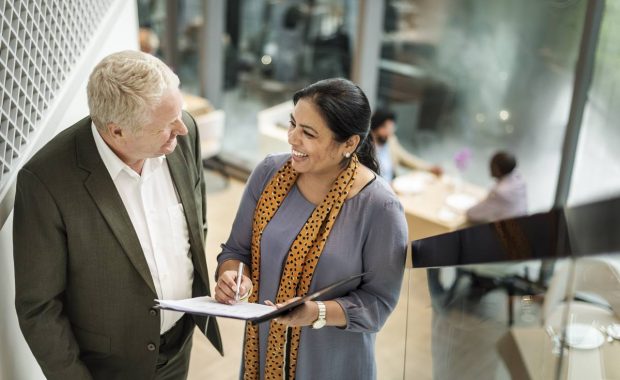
[394,195,620,380]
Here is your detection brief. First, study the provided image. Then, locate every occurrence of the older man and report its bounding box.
[13,50,221,380]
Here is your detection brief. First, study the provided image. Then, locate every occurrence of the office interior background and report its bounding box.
[134,0,620,212]
[0,0,619,379]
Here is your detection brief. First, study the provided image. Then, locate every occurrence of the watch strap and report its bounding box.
[312,301,327,329]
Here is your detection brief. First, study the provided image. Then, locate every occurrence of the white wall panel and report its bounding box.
[0,1,139,378]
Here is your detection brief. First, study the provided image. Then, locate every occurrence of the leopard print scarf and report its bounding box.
[243,155,358,380]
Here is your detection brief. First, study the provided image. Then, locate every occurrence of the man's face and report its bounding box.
[372,119,395,145]
[122,88,188,160]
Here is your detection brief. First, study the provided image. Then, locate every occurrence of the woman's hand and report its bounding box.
[266,298,319,327]
[214,269,252,305]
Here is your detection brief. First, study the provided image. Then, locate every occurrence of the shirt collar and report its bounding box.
[91,122,165,181]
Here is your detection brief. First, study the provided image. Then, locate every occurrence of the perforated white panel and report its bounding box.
[0,0,114,191]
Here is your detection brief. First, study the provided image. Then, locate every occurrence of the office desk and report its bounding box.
[395,172,486,241]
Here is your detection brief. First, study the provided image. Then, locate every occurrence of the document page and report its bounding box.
[156,272,367,322]
[156,296,276,320]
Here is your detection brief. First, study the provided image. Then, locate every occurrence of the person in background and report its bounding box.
[214,78,408,380]
[139,26,160,55]
[13,50,222,379]
[370,108,443,181]
[466,151,528,223]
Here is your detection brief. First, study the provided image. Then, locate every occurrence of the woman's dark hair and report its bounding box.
[292,78,379,173]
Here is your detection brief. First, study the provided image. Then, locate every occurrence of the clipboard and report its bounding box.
[155,272,368,324]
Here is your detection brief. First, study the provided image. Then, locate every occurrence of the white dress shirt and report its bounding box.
[92,124,193,334]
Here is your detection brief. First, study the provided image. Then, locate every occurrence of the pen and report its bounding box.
[234,262,244,302]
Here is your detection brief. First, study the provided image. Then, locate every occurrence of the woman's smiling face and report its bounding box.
[287,98,350,176]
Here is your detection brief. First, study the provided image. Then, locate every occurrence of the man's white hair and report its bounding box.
[87,50,180,133]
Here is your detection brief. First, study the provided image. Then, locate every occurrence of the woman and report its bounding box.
[215,78,408,380]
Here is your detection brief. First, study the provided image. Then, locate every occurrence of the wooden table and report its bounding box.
[395,172,486,241]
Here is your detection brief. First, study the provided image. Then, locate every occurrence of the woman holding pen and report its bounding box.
[215,78,408,380]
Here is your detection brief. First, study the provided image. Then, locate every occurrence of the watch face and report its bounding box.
[312,319,326,329]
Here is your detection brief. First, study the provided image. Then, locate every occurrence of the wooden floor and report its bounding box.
[187,173,513,380]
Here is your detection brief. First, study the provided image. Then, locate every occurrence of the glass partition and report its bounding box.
[405,259,562,380]
[405,195,620,379]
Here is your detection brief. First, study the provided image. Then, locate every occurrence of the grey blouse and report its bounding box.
[217,153,408,380]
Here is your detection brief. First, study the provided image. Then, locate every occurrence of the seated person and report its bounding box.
[370,108,443,180]
[466,151,528,223]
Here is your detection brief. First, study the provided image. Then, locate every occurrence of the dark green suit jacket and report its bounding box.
[13,112,222,380]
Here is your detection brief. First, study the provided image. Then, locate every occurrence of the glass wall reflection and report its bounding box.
[435,254,620,380]
[378,0,587,213]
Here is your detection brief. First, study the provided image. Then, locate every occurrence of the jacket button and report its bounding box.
[147,343,156,351]
[149,308,158,316]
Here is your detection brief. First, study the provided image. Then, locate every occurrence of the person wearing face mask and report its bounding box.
[370,108,443,181]
[214,79,408,380]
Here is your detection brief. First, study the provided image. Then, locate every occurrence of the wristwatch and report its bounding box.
[312,301,326,329]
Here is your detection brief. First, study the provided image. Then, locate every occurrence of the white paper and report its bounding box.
[155,296,276,320]
[445,193,478,211]
[392,172,434,195]
[437,207,458,221]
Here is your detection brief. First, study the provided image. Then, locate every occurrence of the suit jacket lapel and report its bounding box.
[75,119,157,295]
[166,148,209,280]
